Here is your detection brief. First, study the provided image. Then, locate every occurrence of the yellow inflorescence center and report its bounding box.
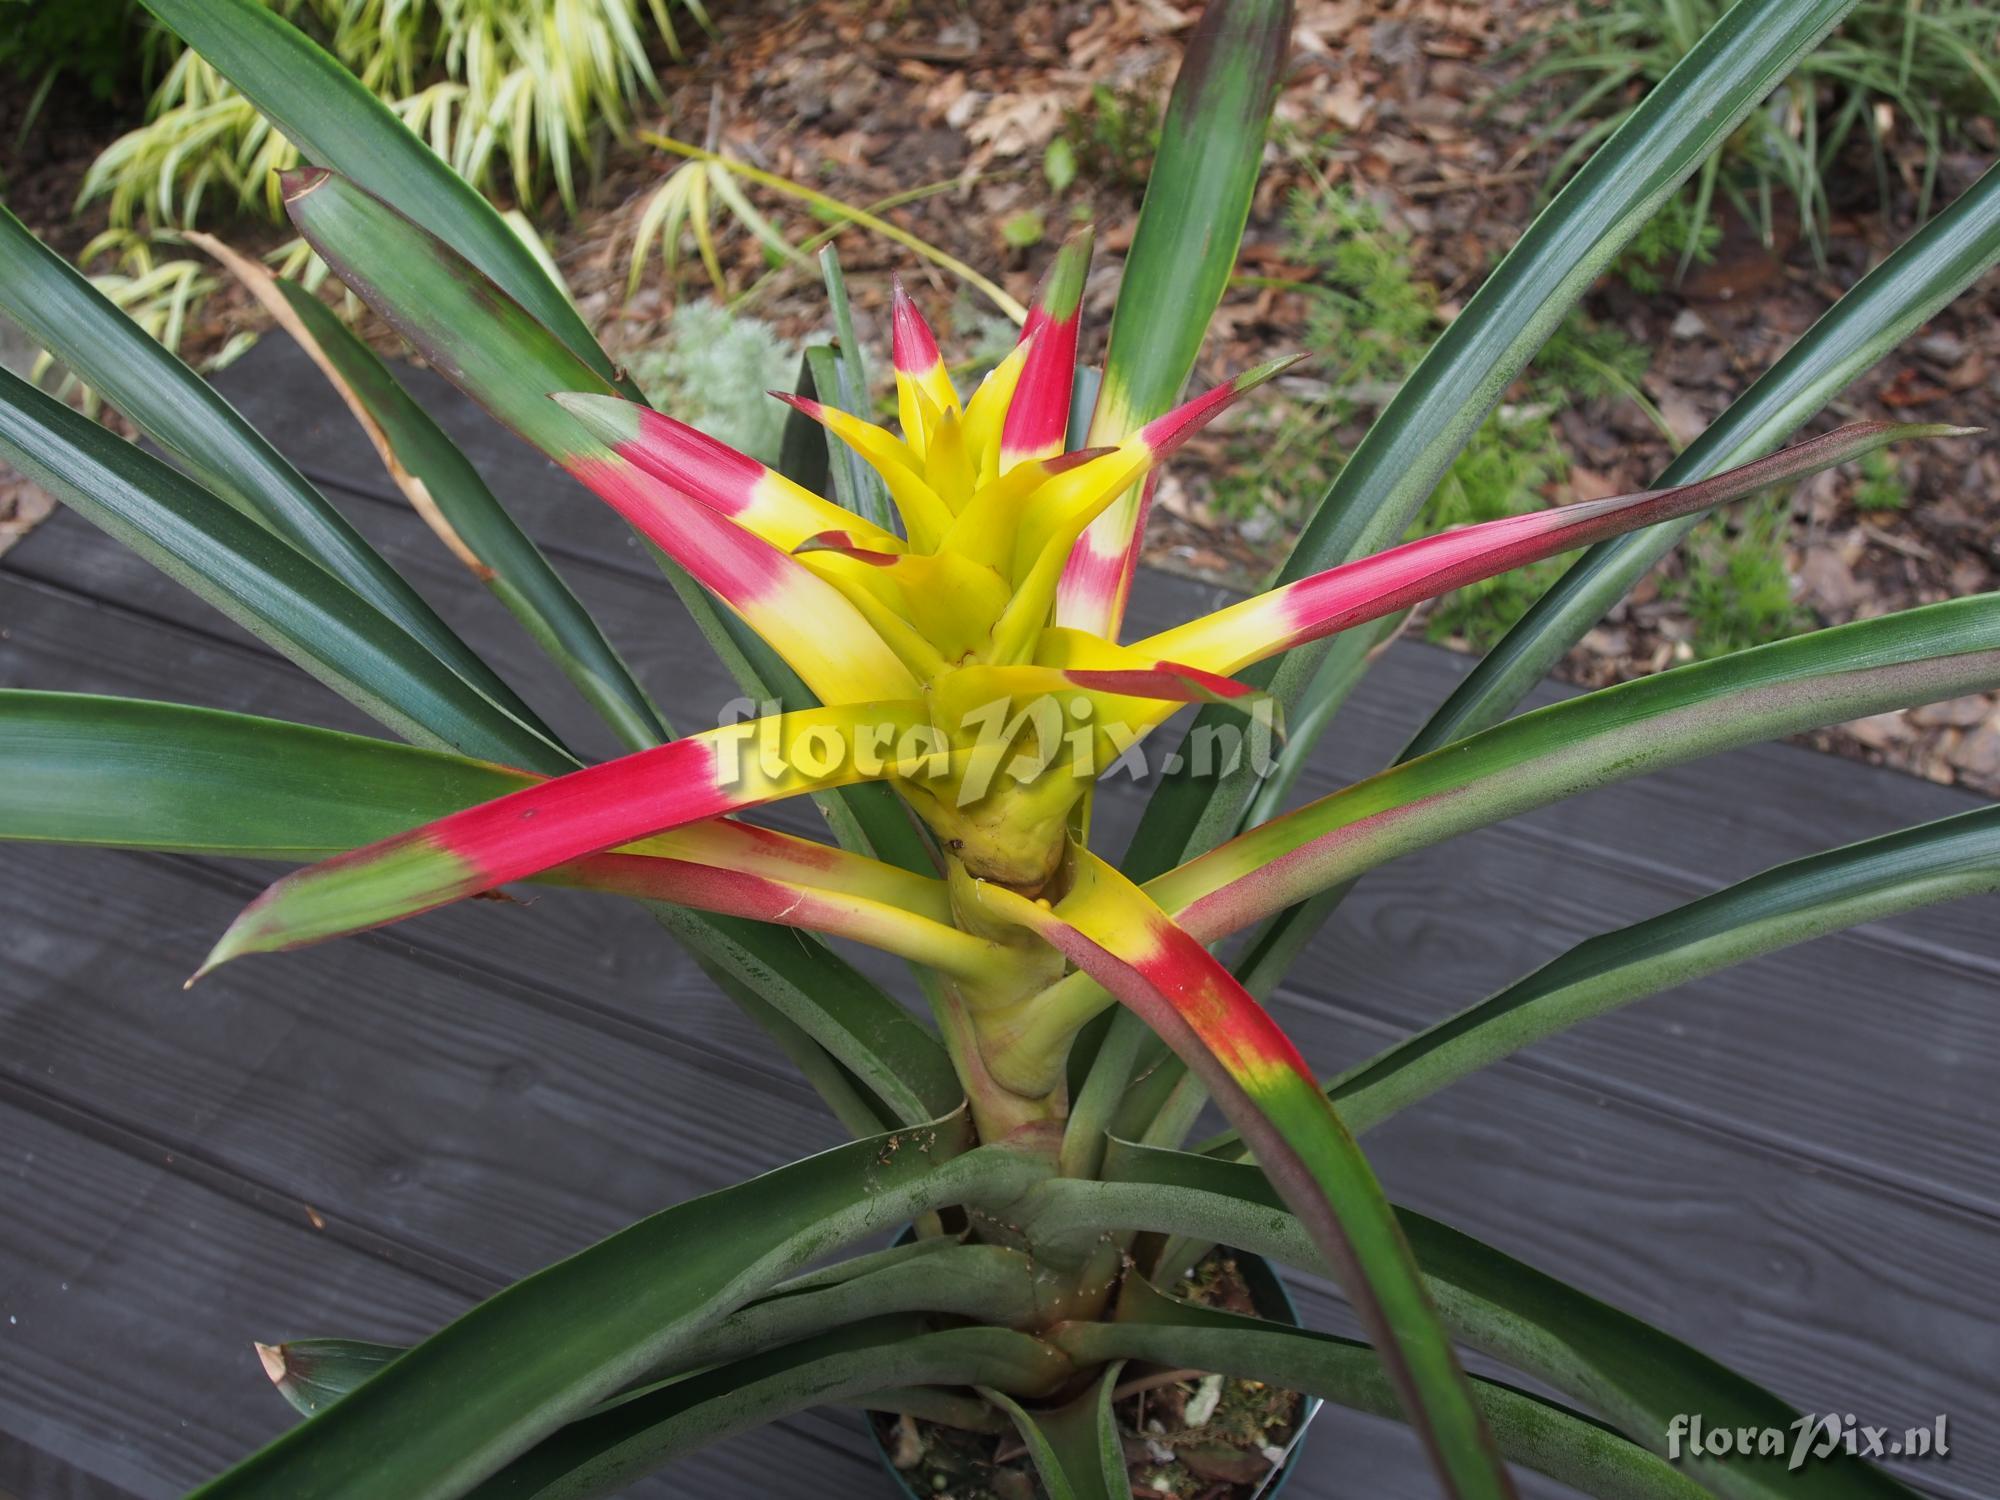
[794,360,1151,688]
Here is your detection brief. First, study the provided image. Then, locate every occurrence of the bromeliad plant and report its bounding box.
[2,0,1998,1496]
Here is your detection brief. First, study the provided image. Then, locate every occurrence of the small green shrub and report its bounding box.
[1613,196,1722,293]
[1061,82,1162,192]
[1853,447,1909,511]
[1674,497,1805,657]
[1283,185,1434,395]
[1216,183,1659,649]
[627,301,797,465]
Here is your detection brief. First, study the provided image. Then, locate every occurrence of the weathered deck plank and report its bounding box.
[2,336,1995,1498]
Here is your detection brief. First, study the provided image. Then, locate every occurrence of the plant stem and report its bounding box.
[931,980,1066,1145]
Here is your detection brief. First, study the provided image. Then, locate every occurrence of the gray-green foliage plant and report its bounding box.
[626,300,798,465]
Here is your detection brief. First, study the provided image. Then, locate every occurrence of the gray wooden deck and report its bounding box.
[2,336,1996,1499]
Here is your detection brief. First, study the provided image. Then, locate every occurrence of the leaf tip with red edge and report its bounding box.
[1037,226,1095,323]
[768,389,825,419]
[1236,352,1308,391]
[890,277,943,372]
[278,166,333,203]
[1046,445,1118,474]
[1131,354,1304,457]
[793,529,899,564]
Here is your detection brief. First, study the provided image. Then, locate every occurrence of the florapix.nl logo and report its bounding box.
[1668,1413,1949,1473]
[712,692,1284,805]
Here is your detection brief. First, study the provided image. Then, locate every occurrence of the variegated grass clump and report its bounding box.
[48,0,707,380]
[86,0,705,228]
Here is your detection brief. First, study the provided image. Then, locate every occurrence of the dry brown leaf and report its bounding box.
[0,463,56,558]
[1324,76,1373,131]
[963,91,1066,157]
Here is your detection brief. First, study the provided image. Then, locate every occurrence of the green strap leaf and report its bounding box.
[1158,594,2000,939]
[651,906,963,1126]
[697,966,906,1138]
[1413,156,2000,755]
[1057,1279,1705,1500]
[466,1318,1071,1500]
[0,692,528,857]
[1061,0,1295,636]
[812,246,896,533]
[0,381,567,772]
[775,349,832,497]
[1184,804,2000,1161]
[268,276,671,754]
[1038,596,2000,1109]
[1068,1143,1925,1500]
[137,0,623,388]
[982,1365,1130,1500]
[1244,159,2000,979]
[259,1244,1049,1418]
[191,1119,1050,1500]
[670,1243,1049,1373]
[856,1387,1009,1433]
[1316,804,2000,1137]
[0,201,549,741]
[1239,610,1406,831]
[0,691,960,1126]
[1122,0,1859,881]
[280,168,618,460]
[1099,0,1291,401]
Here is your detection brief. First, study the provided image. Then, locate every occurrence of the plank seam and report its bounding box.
[129,849,842,1108]
[0,1071,495,1298]
[288,454,666,589]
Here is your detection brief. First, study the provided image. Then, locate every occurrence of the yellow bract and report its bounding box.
[757,328,1289,889]
[792,370,1157,682]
